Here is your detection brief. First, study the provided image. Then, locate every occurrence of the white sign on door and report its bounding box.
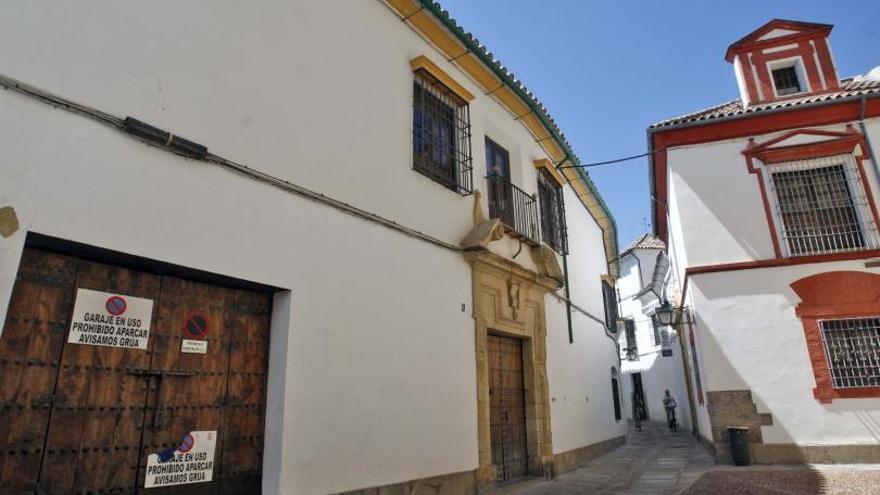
[145,431,217,488]
[67,288,153,349]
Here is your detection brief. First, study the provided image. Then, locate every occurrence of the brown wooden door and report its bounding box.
[0,248,270,494]
[488,334,528,482]
[0,249,79,493]
[40,257,162,493]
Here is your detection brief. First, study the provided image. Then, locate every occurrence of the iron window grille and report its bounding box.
[772,66,802,96]
[537,169,567,254]
[766,154,879,257]
[486,174,540,244]
[819,317,880,389]
[412,69,473,194]
[624,319,638,361]
[601,280,618,331]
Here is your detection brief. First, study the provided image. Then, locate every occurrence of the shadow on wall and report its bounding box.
[674,161,768,262]
[693,268,880,462]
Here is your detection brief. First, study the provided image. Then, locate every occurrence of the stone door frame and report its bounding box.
[465,250,559,487]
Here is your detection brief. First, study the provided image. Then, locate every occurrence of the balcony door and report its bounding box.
[486,138,514,227]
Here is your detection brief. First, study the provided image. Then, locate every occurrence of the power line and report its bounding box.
[560,148,665,169]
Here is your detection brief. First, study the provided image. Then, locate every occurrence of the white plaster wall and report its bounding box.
[691,262,880,445]
[0,94,479,494]
[616,250,691,431]
[545,187,625,453]
[667,119,880,268]
[0,1,621,492]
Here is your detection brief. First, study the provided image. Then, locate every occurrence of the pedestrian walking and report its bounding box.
[632,394,646,432]
[663,390,678,431]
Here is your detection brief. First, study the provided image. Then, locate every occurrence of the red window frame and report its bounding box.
[791,271,880,402]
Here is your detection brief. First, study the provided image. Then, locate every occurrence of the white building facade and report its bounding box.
[615,234,692,432]
[0,1,625,494]
[650,19,880,464]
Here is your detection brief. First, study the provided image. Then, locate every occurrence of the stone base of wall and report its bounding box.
[553,436,626,474]
[335,436,627,495]
[753,444,880,464]
[706,390,773,464]
[335,469,477,495]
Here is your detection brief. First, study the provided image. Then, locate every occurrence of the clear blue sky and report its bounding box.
[439,0,880,249]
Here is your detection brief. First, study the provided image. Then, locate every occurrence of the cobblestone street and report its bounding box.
[502,422,713,495]
[502,422,880,495]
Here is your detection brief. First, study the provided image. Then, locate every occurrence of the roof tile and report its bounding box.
[650,77,880,129]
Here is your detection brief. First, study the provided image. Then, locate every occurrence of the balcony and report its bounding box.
[486,174,540,244]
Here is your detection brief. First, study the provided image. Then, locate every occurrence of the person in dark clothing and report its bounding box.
[663,390,678,431]
[632,394,646,432]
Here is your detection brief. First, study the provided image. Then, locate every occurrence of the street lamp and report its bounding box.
[653,300,675,326]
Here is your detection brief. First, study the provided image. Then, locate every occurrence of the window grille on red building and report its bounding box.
[819,318,880,389]
[767,155,879,257]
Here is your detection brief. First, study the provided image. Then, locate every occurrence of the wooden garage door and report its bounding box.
[0,248,271,494]
[488,334,528,482]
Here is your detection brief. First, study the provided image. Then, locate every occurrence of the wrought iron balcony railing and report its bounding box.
[486,174,540,244]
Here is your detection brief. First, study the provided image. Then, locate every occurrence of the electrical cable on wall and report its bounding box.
[1,71,620,331]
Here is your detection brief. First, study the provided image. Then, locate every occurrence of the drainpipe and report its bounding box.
[562,250,573,344]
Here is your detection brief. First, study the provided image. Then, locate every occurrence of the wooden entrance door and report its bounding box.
[0,248,270,494]
[488,334,528,482]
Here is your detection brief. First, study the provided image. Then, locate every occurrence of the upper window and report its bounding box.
[767,154,879,257]
[819,317,880,390]
[538,169,567,253]
[601,280,618,331]
[771,65,802,96]
[412,69,473,194]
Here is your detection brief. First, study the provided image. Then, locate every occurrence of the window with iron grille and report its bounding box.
[412,69,473,194]
[772,66,802,96]
[601,280,618,331]
[538,169,567,253]
[819,318,880,389]
[767,154,879,257]
[624,319,638,361]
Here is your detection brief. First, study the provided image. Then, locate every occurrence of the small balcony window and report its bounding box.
[412,69,473,194]
[772,65,803,96]
[485,138,539,243]
[538,168,567,254]
[819,317,880,389]
[768,154,879,257]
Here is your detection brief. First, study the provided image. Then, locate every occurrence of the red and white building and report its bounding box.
[649,19,880,464]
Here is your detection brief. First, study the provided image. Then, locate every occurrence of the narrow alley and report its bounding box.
[503,422,713,495]
[503,422,880,495]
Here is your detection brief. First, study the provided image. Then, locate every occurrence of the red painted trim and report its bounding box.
[750,39,825,100]
[742,150,783,257]
[791,271,880,402]
[814,38,840,90]
[652,98,880,243]
[753,52,775,102]
[740,128,880,259]
[726,20,832,62]
[739,54,760,104]
[685,249,880,277]
[797,41,824,91]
